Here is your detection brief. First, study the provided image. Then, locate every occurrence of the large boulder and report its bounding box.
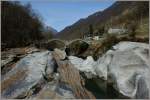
[1,47,40,75]
[69,55,108,94]
[1,51,55,99]
[68,41,149,99]
[69,56,97,79]
[31,81,75,99]
[106,41,149,98]
[54,48,66,60]
[52,49,95,99]
[1,41,149,99]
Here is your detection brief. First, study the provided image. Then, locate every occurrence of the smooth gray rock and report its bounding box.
[69,41,150,99]
[69,56,97,78]
[106,42,150,98]
[1,51,55,99]
[31,81,75,99]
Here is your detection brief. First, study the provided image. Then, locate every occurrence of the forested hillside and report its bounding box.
[1,1,55,49]
[2,1,43,48]
[57,1,149,40]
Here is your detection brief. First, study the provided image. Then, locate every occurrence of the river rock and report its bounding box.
[69,41,149,99]
[54,48,66,60]
[69,55,108,93]
[105,41,150,98]
[69,56,97,78]
[1,47,40,75]
[31,81,75,99]
[1,55,15,67]
[1,51,55,99]
[52,49,95,99]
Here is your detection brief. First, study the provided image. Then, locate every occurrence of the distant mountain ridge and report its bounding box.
[42,26,57,39]
[56,1,149,40]
[45,26,58,34]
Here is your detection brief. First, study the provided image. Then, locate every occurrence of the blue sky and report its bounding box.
[21,0,115,32]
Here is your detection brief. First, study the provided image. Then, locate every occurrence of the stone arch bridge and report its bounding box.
[47,38,90,47]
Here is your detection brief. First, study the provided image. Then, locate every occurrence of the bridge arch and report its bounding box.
[65,39,90,56]
[67,39,90,46]
[47,39,66,50]
[48,39,66,45]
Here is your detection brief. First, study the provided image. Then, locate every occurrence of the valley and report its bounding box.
[1,1,149,99]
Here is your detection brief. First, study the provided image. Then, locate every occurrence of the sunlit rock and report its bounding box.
[69,41,149,99]
[54,48,66,60]
[1,51,55,99]
[69,56,96,78]
[31,82,75,99]
[105,41,149,98]
[1,47,40,75]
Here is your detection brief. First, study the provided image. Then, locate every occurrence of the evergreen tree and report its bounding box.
[88,24,93,37]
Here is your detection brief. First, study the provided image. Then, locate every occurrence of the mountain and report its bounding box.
[42,26,58,39]
[46,26,58,34]
[57,1,149,40]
